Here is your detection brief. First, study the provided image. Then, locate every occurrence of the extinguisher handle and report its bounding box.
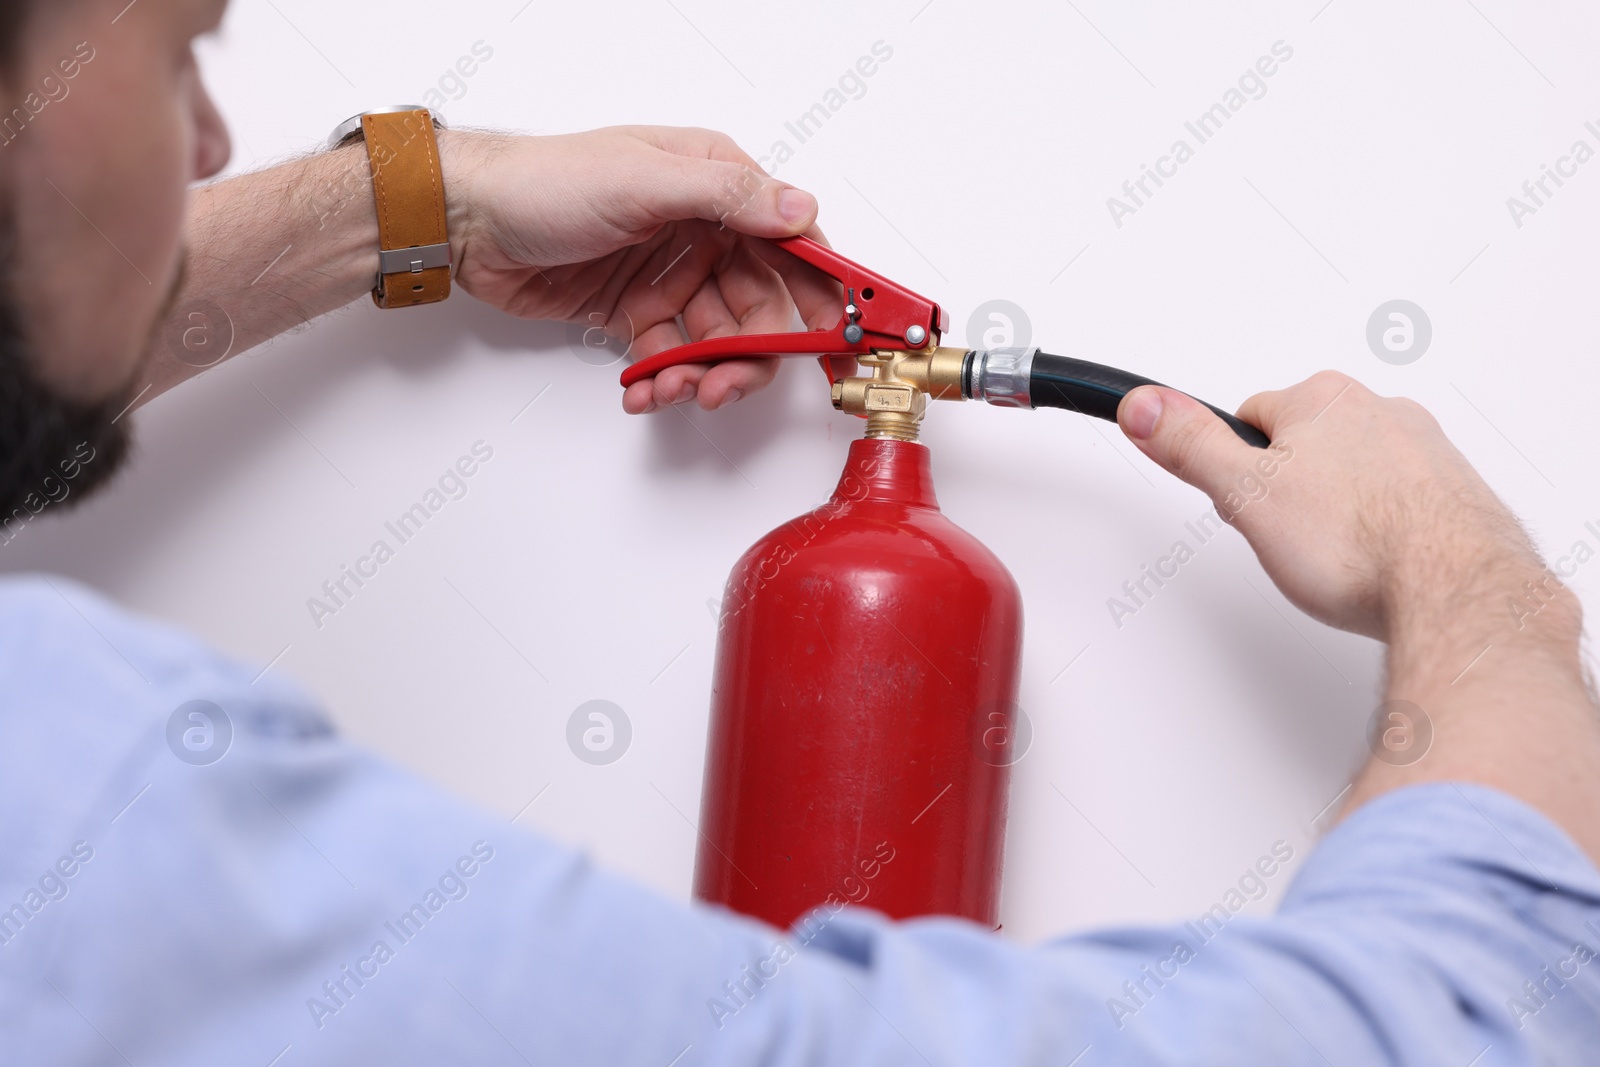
[971,349,1270,449]
[618,235,948,391]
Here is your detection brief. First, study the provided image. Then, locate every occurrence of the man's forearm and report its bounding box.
[1345,546,1600,862]
[137,131,472,405]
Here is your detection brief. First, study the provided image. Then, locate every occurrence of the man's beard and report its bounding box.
[0,237,181,528]
[0,300,132,526]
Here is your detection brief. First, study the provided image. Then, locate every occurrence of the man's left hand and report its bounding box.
[441,125,844,414]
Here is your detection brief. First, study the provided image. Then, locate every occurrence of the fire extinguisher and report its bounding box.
[619,237,1266,931]
[695,425,1022,929]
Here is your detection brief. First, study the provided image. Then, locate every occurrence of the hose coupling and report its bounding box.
[965,347,1038,409]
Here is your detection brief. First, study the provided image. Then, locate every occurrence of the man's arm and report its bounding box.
[1116,371,1600,864]
[139,126,842,413]
[140,140,385,402]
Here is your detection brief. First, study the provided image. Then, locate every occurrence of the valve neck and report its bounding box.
[832,438,939,509]
[863,410,921,442]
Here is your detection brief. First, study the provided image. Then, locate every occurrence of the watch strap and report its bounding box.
[362,109,451,309]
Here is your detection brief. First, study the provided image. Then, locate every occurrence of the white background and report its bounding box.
[8,0,1600,943]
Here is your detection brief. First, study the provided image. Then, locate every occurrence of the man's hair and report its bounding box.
[0,2,31,76]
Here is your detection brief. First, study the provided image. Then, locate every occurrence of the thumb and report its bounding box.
[660,156,818,238]
[1118,386,1258,500]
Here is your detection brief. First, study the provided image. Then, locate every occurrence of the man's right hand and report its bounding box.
[1116,370,1600,867]
[1115,370,1541,642]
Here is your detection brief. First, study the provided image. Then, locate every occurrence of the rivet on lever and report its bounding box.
[904,324,927,347]
[843,288,866,343]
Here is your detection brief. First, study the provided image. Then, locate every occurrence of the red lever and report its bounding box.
[618,235,947,389]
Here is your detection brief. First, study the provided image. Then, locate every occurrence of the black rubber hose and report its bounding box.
[1027,352,1269,449]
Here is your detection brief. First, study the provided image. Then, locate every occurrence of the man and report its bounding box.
[2,1,1597,1064]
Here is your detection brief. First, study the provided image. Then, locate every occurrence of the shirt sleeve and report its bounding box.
[784,782,1600,1067]
[26,733,1600,1066]
[6,579,1599,1066]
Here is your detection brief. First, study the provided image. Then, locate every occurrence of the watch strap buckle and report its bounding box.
[378,242,452,279]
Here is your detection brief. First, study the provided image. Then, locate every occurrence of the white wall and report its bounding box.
[8,0,1599,943]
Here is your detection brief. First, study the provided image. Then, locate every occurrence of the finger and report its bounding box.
[613,232,730,337]
[610,272,731,412]
[695,241,796,337]
[707,358,780,405]
[615,131,837,322]
[668,235,848,396]
[629,149,818,241]
[683,246,793,408]
[650,367,698,409]
[649,276,748,410]
[607,236,729,411]
[605,235,727,411]
[607,225,833,341]
[627,126,820,244]
[650,128,829,244]
[623,379,659,415]
[826,354,857,380]
[747,238,842,330]
[1237,370,1363,436]
[1117,386,1262,501]
[622,237,804,410]
[630,355,778,412]
[626,318,703,409]
[656,264,786,410]
[625,125,769,172]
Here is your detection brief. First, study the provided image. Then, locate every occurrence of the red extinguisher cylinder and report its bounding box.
[693,437,1024,931]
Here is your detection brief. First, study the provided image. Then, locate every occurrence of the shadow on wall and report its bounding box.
[0,292,814,590]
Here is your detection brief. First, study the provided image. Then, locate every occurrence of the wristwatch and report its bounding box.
[328,106,452,309]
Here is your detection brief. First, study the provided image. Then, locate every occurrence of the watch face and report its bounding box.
[327,105,444,150]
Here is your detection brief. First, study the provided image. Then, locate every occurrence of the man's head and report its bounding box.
[0,0,230,519]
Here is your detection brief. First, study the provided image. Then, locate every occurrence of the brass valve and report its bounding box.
[830,346,969,442]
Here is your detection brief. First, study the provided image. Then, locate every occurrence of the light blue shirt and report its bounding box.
[2,573,1598,1065]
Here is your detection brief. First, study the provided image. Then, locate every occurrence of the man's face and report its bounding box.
[0,0,230,515]
[9,0,230,400]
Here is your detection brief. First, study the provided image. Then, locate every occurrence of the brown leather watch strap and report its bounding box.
[362,109,451,309]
